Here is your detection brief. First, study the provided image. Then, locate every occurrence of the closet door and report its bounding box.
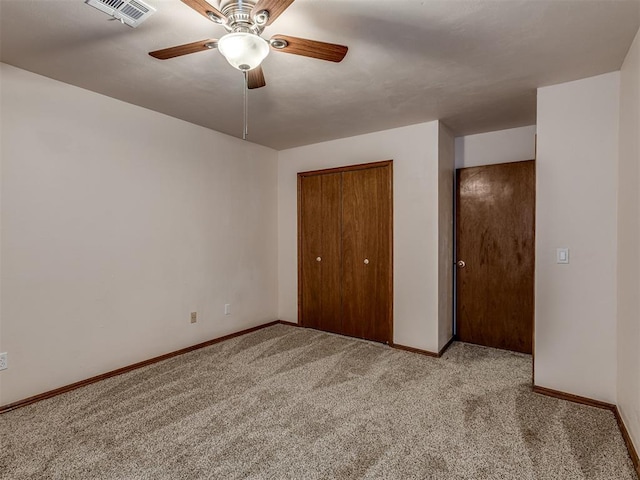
[342,165,392,343]
[299,173,342,333]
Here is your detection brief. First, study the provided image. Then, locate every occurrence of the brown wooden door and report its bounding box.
[342,165,393,343]
[456,160,535,354]
[298,162,393,344]
[299,173,342,334]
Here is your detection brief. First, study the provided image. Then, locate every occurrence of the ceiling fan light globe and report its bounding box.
[218,32,269,71]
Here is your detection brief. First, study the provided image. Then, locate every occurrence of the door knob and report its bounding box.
[364,259,370,265]
[457,260,466,268]
[316,257,322,262]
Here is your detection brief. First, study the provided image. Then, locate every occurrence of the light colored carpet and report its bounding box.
[0,324,636,479]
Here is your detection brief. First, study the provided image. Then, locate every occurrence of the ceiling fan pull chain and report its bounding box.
[243,70,248,140]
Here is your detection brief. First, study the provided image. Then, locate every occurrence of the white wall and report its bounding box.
[617,28,640,460]
[0,64,279,406]
[536,72,620,403]
[455,125,537,169]
[438,124,455,351]
[278,122,453,353]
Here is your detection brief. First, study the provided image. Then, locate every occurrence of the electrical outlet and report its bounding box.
[0,353,7,371]
[190,312,197,324]
[224,304,231,316]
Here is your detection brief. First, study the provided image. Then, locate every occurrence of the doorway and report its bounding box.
[455,160,535,354]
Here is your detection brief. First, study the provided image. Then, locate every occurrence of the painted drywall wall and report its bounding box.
[277,121,453,353]
[0,64,279,406]
[536,72,620,403]
[455,125,537,169]
[617,27,640,457]
[438,124,455,351]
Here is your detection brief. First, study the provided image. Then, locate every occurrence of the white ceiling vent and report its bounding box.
[84,0,156,28]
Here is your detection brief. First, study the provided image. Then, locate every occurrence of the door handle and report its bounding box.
[457,260,466,268]
[316,257,322,262]
[364,258,370,265]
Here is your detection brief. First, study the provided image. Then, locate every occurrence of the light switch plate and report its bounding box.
[557,248,569,264]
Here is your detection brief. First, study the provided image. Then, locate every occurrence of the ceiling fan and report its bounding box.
[149,0,349,90]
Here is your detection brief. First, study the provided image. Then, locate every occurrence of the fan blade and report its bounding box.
[252,0,295,26]
[248,66,266,89]
[181,0,225,23]
[270,35,348,62]
[149,39,218,60]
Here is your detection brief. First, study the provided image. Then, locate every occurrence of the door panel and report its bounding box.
[456,160,535,354]
[300,175,323,329]
[319,174,342,333]
[300,173,342,333]
[342,165,392,343]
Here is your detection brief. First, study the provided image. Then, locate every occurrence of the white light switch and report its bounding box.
[557,248,569,264]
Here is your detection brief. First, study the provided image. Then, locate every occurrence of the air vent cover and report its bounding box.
[85,0,156,28]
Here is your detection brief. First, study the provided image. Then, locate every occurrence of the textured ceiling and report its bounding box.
[1,0,639,150]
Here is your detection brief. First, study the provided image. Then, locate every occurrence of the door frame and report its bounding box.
[297,160,394,343]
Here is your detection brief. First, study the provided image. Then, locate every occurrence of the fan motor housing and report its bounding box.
[220,1,266,35]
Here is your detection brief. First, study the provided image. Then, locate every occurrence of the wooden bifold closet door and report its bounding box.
[298,161,392,344]
[300,173,342,334]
